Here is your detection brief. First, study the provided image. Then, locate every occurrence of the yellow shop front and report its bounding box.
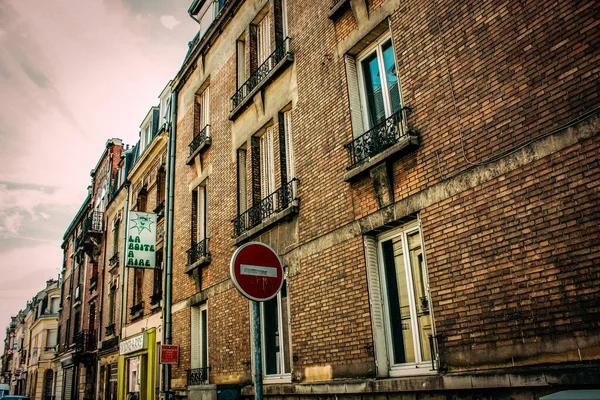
[117,329,156,400]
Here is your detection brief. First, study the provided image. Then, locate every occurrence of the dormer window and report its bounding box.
[193,0,225,39]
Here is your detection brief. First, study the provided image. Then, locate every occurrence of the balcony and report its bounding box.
[150,291,162,306]
[105,324,116,337]
[100,336,119,352]
[74,330,97,353]
[154,200,165,217]
[186,125,212,165]
[230,38,294,120]
[130,302,144,319]
[77,210,104,261]
[343,108,419,181]
[185,238,210,274]
[232,178,298,242]
[187,367,209,386]
[108,252,119,269]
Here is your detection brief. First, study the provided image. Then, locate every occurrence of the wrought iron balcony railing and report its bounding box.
[109,252,119,267]
[189,125,210,156]
[231,38,292,111]
[187,238,209,266]
[232,178,298,237]
[130,302,144,317]
[187,367,209,386]
[78,211,104,243]
[150,291,162,306]
[154,200,165,216]
[74,330,97,353]
[344,108,412,169]
[105,324,116,337]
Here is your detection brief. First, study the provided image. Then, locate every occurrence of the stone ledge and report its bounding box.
[229,54,294,121]
[344,135,418,182]
[328,0,350,19]
[233,201,299,246]
[185,254,211,275]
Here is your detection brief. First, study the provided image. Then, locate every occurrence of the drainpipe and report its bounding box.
[162,89,177,393]
[119,184,131,340]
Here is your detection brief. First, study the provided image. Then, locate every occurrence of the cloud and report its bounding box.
[160,15,180,30]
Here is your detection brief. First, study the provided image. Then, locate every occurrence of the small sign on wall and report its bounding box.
[159,345,179,364]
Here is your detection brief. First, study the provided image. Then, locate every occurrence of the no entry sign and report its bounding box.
[230,242,284,302]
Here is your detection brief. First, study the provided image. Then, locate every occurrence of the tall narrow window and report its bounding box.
[152,250,163,300]
[283,111,295,181]
[236,39,246,88]
[191,304,209,380]
[358,36,402,129]
[237,148,248,214]
[108,286,116,325]
[191,185,207,244]
[133,269,144,306]
[261,281,291,379]
[259,128,275,199]
[197,88,210,136]
[378,223,432,372]
[256,14,271,66]
[112,221,120,257]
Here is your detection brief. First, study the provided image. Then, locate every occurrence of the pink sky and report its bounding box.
[0,0,198,332]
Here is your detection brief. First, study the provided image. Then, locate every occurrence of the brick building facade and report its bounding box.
[5,1,597,400]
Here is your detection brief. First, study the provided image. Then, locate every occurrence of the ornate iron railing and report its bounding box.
[80,211,104,240]
[344,108,411,169]
[187,367,209,386]
[109,252,119,267]
[154,200,165,215]
[232,178,298,237]
[231,38,292,111]
[130,302,144,316]
[101,336,119,351]
[105,324,116,337]
[187,238,209,266]
[150,291,162,306]
[74,330,97,353]
[189,125,210,156]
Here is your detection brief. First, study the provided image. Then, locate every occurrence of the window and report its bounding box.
[133,269,144,306]
[237,148,248,214]
[191,185,207,244]
[156,168,166,212]
[256,14,271,66]
[152,250,163,301]
[191,304,208,373]
[236,39,246,89]
[49,296,60,314]
[358,36,401,130]
[196,88,210,136]
[261,281,291,380]
[108,286,116,325]
[259,127,276,199]
[377,223,433,373]
[279,110,295,184]
[112,221,120,258]
[197,0,225,39]
[46,330,57,350]
[137,188,148,212]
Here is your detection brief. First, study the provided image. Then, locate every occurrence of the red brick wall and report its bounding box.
[422,133,600,369]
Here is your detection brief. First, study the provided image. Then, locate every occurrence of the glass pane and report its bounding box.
[281,284,291,373]
[382,41,401,114]
[362,53,386,128]
[201,309,208,368]
[382,238,415,364]
[407,231,432,361]
[262,297,280,375]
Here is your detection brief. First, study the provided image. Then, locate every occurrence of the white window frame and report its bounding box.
[197,87,210,137]
[377,222,436,376]
[283,111,295,181]
[260,282,291,382]
[195,184,207,243]
[356,33,402,131]
[259,127,276,199]
[256,14,272,66]
[49,296,60,314]
[191,304,208,371]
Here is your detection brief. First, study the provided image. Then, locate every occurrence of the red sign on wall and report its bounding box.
[159,345,179,364]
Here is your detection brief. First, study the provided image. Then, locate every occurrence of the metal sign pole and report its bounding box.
[253,301,263,400]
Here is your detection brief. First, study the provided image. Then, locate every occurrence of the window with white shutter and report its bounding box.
[191,304,208,371]
[259,128,275,199]
[257,14,271,66]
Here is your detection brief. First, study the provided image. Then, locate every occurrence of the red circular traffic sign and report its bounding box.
[230,242,284,302]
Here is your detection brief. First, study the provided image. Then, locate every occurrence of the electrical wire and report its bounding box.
[432,0,600,169]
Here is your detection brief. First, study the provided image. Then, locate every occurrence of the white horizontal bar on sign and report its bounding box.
[240,264,278,277]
